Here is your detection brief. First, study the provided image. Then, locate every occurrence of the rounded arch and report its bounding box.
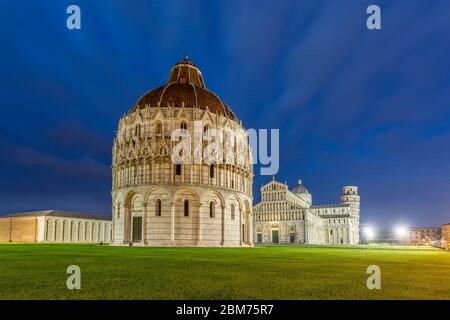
[124,190,142,208]
[225,193,243,212]
[131,193,143,207]
[172,188,201,204]
[200,190,225,208]
[144,186,172,204]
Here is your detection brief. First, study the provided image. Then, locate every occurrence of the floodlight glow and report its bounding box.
[395,226,408,238]
[364,226,375,239]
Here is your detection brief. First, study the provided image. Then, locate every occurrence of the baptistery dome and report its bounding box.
[132,55,237,120]
[111,56,253,247]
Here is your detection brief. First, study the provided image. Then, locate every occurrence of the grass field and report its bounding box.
[0,244,449,300]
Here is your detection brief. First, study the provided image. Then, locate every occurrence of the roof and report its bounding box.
[311,204,349,209]
[0,210,111,221]
[409,226,440,230]
[291,179,310,195]
[131,55,237,120]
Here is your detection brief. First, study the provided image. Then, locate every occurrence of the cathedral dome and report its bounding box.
[132,55,237,120]
[292,180,310,195]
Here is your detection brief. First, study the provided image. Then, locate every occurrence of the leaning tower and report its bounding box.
[110,56,253,247]
[340,186,360,244]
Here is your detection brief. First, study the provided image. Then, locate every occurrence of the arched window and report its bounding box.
[180,122,187,130]
[231,204,235,220]
[156,199,162,216]
[209,202,215,218]
[210,164,215,178]
[176,164,182,176]
[184,200,189,217]
[135,124,141,137]
[155,121,162,135]
[203,124,209,133]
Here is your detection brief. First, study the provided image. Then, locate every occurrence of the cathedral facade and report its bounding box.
[253,179,360,245]
[111,56,253,247]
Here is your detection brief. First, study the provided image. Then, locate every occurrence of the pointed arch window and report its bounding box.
[155,121,162,135]
[135,124,141,137]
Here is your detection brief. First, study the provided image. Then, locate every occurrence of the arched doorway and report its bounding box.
[124,193,144,245]
[130,195,143,244]
[271,223,279,244]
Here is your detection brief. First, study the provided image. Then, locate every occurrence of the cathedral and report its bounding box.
[253,179,360,245]
[111,56,253,247]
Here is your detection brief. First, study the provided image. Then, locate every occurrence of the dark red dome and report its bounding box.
[131,56,237,120]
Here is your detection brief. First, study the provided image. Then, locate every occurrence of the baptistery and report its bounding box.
[111,56,253,246]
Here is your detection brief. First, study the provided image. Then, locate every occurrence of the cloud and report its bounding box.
[6,145,109,179]
[50,122,111,157]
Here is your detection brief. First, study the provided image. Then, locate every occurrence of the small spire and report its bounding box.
[298,179,302,185]
[184,52,189,60]
[272,175,275,181]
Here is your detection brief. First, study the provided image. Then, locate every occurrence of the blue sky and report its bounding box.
[0,0,449,229]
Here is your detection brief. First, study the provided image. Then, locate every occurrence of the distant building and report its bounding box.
[0,210,112,243]
[253,178,360,245]
[407,227,441,245]
[442,224,450,250]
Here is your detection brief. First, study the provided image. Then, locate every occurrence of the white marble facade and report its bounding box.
[111,56,253,247]
[253,179,360,245]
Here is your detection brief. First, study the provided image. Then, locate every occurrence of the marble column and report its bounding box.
[170,201,175,245]
[221,204,226,246]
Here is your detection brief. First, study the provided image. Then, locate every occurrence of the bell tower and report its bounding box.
[340,186,360,244]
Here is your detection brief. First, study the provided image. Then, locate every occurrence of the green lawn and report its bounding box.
[0,244,449,300]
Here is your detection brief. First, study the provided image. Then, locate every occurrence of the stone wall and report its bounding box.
[0,217,37,242]
[0,215,112,243]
